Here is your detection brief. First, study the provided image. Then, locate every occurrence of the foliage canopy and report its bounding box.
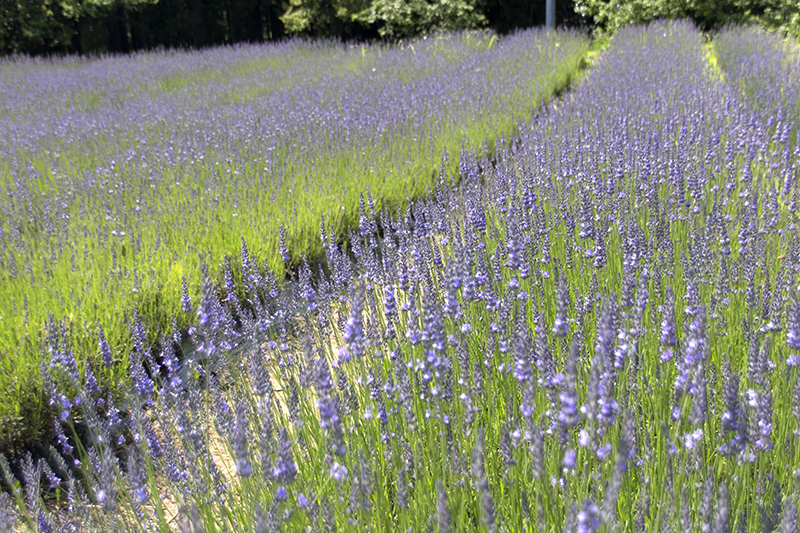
[0,0,797,56]
[573,0,799,36]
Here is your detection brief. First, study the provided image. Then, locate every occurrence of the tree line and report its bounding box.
[0,0,797,57]
[0,0,574,56]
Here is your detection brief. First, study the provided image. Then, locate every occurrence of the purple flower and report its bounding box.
[272,427,297,484]
[181,276,192,314]
[383,284,397,318]
[38,512,52,533]
[788,291,800,350]
[559,340,580,430]
[396,468,409,509]
[98,325,113,367]
[340,283,366,362]
[329,462,348,482]
[422,289,446,353]
[128,449,150,506]
[593,232,606,269]
[683,428,703,450]
[296,492,308,509]
[234,400,252,478]
[130,350,155,406]
[563,449,576,469]
[660,289,677,347]
[471,430,496,531]
[316,357,345,456]
[436,479,452,533]
[553,273,570,338]
[197,268,218,330]
[577,499,599,533]
[520,377,536,419]
[279,225,290,263]
[595,443,612,461]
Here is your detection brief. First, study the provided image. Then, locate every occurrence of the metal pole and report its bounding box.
[546,0,555,28]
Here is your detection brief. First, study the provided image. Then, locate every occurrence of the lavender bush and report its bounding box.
[714,25,800,141]
[1,19,799,532]
[0,29,590,448]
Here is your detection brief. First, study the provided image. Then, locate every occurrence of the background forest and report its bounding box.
[1,0,797,56]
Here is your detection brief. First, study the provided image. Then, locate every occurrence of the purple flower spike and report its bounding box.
[329,462,348,482]
[563,448,576,469]
[271,427,297,484]
[553,272,570,338]
[577,499,600,533]
[559,340,580,430]
[660,288,677,348]
[234,400,252,478]
[98,325,113,367]
[279,225,290,263]
[788,291,800,350]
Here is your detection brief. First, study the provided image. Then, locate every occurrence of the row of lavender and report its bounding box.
[714,26,800,144]
[2,21,800,532]
[0,30,589,450]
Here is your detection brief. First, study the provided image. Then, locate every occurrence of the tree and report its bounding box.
[280,0,369,37]
[0,0,82,54]
[573,0,799,35]
[280,0,487,39]
[354,0,487,38]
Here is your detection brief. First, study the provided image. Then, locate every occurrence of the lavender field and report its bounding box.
[2,20,800,533]
[0,29,589,449]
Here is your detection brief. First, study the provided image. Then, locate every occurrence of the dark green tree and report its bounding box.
[0,0,82,53]
[354,0,487,38]
[573,0,799,35]
[280,0,369,37]
[280,0,487,39]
